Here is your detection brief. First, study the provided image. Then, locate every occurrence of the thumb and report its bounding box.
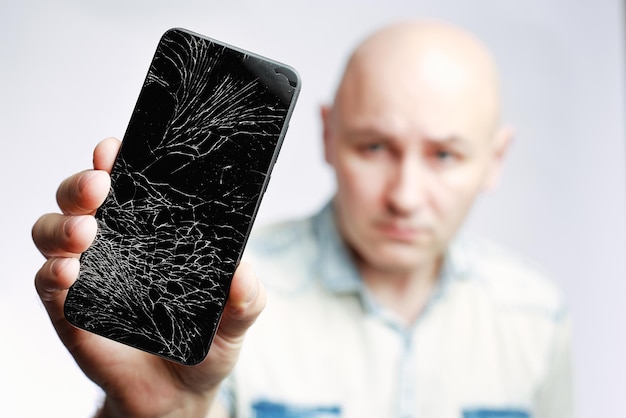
[171,262,265,392]
[217,262,266,343]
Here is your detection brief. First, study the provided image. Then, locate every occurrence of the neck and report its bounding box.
[359,258,442,325]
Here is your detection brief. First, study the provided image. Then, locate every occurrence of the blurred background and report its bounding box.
[1,0,624,416]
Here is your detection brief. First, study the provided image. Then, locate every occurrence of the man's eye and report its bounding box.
[364,143,385,152]
[432,149,460,165]
[435,150,452,160]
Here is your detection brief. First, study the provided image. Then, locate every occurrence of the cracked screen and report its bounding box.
[64,28,300,365]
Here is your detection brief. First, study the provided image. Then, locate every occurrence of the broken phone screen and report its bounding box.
[64,28,300,365]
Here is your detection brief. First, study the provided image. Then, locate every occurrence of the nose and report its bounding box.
[387,156,425,216]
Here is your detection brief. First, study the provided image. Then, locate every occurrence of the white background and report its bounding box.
[1,0,624,416]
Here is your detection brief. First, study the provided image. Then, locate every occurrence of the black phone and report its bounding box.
[64,28,300,365]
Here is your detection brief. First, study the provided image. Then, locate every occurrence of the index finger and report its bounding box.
[56,137,121,216]
[56,170,111,216]
[93,137,121,172]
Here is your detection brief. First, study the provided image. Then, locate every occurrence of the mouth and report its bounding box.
[375,221,430,243]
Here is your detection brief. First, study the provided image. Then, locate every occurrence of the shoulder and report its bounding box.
[451,234,567,320]
[247,216,316,254]
[243,214,319,291]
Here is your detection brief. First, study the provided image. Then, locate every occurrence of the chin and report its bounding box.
[363,243,435,274]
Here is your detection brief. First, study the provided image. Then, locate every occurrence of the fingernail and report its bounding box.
[63,216,87,237]
[50,258,63,276]
[51,257,79,279]
[77,171,98,192]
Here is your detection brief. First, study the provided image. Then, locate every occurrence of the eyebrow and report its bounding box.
[343,126,472,151]
[342,126,389,139]
[425,134,470,147]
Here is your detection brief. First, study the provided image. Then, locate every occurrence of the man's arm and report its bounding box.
[32,137,264,418]
[534,312,574,418]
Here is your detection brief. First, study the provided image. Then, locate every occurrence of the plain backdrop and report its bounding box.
[1,0,624,416]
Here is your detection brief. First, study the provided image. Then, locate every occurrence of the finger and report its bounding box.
[93,137,121,172]
[217,262,266,343]
[32,213,98,258]
[34,257,102,355]
[56,169,111,216]
[35,257,80,323]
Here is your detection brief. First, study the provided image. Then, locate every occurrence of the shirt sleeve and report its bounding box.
[535,310,574,418]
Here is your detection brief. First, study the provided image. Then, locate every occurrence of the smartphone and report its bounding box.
[64,28,300,365]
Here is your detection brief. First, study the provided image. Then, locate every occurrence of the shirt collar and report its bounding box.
[313,201,364,294]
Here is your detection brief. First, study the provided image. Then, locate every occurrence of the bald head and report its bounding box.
[332,20,502,141]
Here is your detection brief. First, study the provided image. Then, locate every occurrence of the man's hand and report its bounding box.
[32,137,265,418]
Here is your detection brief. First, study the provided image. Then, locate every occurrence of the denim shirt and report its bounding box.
[219,202,572,418]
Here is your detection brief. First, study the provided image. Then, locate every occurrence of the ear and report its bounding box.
[482,125,513,192]
[320,104,335,165]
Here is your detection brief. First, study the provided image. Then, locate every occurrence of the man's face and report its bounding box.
[323,53,507,275]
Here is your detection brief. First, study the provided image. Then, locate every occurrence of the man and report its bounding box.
[32,20,572,418]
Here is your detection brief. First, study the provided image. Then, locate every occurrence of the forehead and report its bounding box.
[334,42,499,144]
